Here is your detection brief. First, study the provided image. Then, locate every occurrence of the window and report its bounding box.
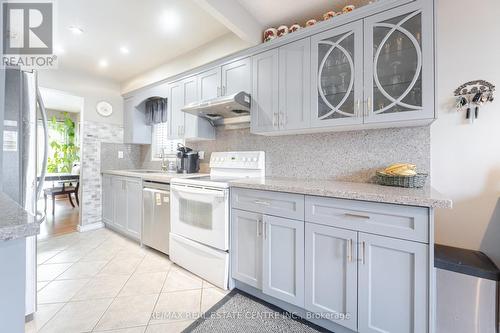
[151,122,183,159]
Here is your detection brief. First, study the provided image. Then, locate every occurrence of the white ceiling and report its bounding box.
[39,87,84,113]
[54,0,229,82]
[237,0,368,27]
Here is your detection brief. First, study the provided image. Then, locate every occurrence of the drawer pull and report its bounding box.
[362,241,366,264]
[254,200,271,206]
[345,213,370,220]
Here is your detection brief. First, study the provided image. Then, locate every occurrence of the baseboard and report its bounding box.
[77,222,104,232]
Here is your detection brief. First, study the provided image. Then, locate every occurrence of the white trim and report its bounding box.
[77,222,104,233]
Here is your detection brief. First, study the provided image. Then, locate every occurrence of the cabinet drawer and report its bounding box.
[305,196,429,243]
[231,188,304,220]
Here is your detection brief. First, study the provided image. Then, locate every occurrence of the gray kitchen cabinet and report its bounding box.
[363,2,434,123]
[169,76,215,141]
[250,49,279,133]
[125,178,142,239]
[123,95,152,144]
[278,38,311,131]
[231,209,262,289]
[102,174,113,225]
[198,67,221,101]
[104,175,142,241]
[221,57,251,96]
[112,177,127,230]
[311,21,364,128]
[358,232,428,333]
[305,223,358,331]
[262,215,304,307]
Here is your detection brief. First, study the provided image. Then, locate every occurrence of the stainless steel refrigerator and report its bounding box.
[0,67,48,317]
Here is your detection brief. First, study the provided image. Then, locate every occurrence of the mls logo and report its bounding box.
[2,2,53,55]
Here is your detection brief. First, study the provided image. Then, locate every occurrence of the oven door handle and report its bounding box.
[171,185,226,198]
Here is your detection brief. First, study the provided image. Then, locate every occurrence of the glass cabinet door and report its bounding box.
[364,4,434,123]
[311,22,363,127]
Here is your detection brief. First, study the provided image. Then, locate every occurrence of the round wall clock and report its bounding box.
[96,101,113,117]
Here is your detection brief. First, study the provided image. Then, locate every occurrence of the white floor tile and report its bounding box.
[71,274,130,301]
[37,263,73,281]
[145,320,194,333]
[94,294,159,331]
[56,260,108,280]
[38,298,113,333]
[118,272,168,297]
[37,279,89,304]
[150,290,201,325]
[162,267,202,292]
[98,257,142,276]
[24,303,65,333]
[201,287,227,313]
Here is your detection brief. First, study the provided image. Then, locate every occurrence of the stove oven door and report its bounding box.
[170,184,229,250]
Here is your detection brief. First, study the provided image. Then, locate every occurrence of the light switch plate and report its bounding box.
[118,151,124,159]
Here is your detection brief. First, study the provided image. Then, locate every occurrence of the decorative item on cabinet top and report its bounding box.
[262,3,360,43]
[454,80,495,124]
[96,101,113,117]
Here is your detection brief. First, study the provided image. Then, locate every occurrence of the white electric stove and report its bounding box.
[169,151,265,289]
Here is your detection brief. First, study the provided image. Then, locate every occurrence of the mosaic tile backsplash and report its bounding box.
[141,126,430,183]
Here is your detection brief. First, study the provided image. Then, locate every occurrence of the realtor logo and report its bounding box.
[2,1,56,68]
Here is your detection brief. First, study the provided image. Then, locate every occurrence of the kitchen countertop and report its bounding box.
[229,177,452,209]
[101,170,206,183]
[0,193,39,241]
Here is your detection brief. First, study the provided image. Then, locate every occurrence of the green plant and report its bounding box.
[46,113,79,173]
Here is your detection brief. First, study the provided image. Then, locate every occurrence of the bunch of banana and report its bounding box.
[380,163,417,176]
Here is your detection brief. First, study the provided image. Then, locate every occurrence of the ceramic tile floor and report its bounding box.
[27,228,228,333]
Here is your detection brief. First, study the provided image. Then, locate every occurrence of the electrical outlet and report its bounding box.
[118,151,124,159]
[198,151,205,160]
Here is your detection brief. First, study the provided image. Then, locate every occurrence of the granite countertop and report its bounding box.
[0,193,40,241]
[229,177,452,209]
[101,170,207,183]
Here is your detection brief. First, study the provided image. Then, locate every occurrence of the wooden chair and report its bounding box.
[44,181,80,215]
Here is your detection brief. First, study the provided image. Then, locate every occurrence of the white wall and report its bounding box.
[432,0,500,266]
[121,33,251,94]
[38,69,123,125]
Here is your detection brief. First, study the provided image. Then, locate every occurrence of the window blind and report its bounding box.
[152,123,183,158]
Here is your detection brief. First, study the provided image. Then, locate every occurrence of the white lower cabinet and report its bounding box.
[305,223,358,331]
[262,215,304,307]
[358,233,428,333]
[103,175,142,241]
[231,209,262,289]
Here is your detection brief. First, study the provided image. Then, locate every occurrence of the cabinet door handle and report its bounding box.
[272,113,278,129]
[263,221,268,239]
[361,241,366,264]
[217,86,221,97]
[356,99,361,117]
[254,200,271,206]
[222,85,226,96]
[347,239,353,262]
[366,97,372,117]
[257,218,262,237]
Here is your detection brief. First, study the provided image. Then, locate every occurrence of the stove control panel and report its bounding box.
[210,151,265,170]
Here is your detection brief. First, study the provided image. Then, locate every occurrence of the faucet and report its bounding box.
[161,148,168,172]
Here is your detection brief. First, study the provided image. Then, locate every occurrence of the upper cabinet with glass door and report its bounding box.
[364,2,434,123]
[311,21,363,128]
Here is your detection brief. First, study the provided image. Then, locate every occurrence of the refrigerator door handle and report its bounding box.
[36,87,48,201]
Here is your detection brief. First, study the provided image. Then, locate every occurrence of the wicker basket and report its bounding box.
[376,171,428,188]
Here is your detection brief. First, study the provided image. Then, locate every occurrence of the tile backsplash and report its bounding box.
[140,126,430,183]
[100,143,142,171]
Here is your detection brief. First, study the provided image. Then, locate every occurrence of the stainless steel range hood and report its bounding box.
[181,91,251,127]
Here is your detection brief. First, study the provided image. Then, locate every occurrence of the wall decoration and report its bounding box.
[454,80,495,123]
[96,101,113,117]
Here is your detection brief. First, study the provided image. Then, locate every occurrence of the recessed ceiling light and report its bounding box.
[69,25,84,35]
[159,10,180,32]
[98,59,108,68]
[119,46,130,55]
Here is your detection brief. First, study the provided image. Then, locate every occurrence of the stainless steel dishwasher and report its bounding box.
[142,181,170,254]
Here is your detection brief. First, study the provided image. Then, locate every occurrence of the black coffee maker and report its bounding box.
[176,144,200,173]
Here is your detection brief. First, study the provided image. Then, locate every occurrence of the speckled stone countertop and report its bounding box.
[0,193,39,241]
[101,170,207,183]
[229,177,452,209]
